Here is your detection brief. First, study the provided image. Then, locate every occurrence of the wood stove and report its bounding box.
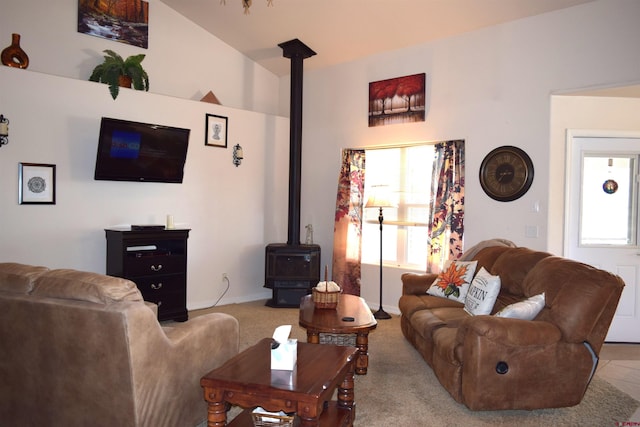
[265,39,320,308]
[265,243,320,307]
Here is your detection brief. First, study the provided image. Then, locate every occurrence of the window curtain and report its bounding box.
[427,140,465,273]
[332,149,365,295]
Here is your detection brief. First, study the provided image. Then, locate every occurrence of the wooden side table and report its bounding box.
[298,294,377,375]
[201,338,358,427]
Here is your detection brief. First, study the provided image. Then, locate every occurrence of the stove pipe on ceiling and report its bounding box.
[278,39,316,246]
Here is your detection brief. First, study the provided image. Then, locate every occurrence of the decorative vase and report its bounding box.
[1,33,29,69]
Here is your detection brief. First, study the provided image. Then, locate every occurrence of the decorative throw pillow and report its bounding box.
[464,267,501,316]
[427,260,478,303]
[495,292,546,320]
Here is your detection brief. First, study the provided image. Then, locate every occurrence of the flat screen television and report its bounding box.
[94,117,190,183]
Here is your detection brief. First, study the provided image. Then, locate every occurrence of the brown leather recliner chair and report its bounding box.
[399,246,624,410]
[0,262,239,426]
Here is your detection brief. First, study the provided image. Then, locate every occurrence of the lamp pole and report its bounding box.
[374,206,391,319]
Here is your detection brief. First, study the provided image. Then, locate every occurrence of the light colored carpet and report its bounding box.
[190,299,639,426]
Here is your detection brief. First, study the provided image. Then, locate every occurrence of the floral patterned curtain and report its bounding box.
[332,149,366,295]
[427,140,465,273]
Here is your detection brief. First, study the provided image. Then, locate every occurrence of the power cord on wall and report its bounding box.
[211,274,230,308]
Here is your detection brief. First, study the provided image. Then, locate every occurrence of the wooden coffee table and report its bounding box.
[200,338,358,426]
[299,294,377,375]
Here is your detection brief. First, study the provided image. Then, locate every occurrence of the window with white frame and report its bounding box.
[362,144,435,270]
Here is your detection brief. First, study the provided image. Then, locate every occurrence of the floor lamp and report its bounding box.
[365,190,395,320]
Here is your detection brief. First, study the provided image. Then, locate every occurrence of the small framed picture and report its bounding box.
[205,114,228,148]
[19,163,56,205]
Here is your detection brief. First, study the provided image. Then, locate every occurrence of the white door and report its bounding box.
[565,131,640,342]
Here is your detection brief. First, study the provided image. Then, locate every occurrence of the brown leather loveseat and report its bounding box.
[399,245,624,410]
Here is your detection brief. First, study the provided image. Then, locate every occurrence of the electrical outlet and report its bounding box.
[525,225,539,238]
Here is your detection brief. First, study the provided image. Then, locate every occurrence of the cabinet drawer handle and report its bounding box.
[151,283,163,290]
[150,264,163,272]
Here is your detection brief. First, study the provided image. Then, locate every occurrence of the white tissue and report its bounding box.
[272,325,292,344]
[271,325,297,370]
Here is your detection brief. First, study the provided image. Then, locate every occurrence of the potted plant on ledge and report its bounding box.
[89,50,149,100]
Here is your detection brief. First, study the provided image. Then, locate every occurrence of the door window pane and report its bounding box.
[580,155,637,246]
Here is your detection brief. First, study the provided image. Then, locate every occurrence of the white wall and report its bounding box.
[0,0,292,309]
[1,0,280,115]
[296,0,640,313]
[0,66,290,309]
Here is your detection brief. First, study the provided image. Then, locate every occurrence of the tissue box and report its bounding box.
[271,368,297,389]
[271,339,297,371]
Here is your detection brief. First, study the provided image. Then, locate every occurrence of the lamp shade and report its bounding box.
[365,187,396,208]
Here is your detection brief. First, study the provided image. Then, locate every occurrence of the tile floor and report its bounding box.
[598,343,640,421]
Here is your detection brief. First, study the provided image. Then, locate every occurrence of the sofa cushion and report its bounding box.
[464,267,501,316]
[468,246,513,272]
[401,272,439,295]
[490,248,552,296]
[32,269,143,304]
[427,260,478,303]
[0,263,49,294]
[410,307,470,341]
[399,293,464,320]
[490,291,524,314]
[495,292,545,320]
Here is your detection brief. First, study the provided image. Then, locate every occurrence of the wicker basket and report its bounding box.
[251,412,294,427]
[312,286,340,309]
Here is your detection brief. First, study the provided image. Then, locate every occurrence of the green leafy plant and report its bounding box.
[89,50,149,100]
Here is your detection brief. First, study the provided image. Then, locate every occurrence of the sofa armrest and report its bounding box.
[457,316,562,347]
[129,310,239,426]
[402,272,438,295]
[144,301,158,317]
[161,313,240,376]
[162,312,239,353]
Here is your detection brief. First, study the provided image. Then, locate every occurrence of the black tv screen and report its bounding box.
[94,117,190,183]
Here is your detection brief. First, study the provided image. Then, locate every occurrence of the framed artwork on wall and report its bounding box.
[77,0,150,49]
[205,114,228,148]
[19,163,56,205]
[368,73,426,127]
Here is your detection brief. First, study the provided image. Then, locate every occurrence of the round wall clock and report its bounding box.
[479,145,534,202]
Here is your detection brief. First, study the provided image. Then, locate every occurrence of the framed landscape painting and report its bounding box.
[368,73,426,127]
[78,0,149,49]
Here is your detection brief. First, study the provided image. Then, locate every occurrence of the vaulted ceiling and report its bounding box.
[162,0,597,76]
[162,0,640,96]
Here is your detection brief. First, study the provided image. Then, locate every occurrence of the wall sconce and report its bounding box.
[0,115,8,147]
[233,144,244,167]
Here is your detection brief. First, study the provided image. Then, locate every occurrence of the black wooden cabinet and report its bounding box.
[105,228,190,322]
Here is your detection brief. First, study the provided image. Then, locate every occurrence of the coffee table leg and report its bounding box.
[203,389,227,427]
[306,330,319,344]
[338,360,356,424]
[355,332,369,375]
